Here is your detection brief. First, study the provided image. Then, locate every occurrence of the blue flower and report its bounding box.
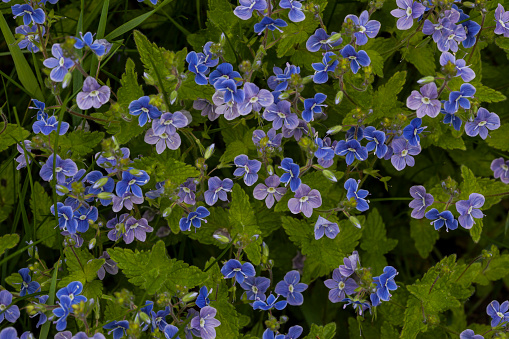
[33,295,49,328]
[253,293,287,311]
[334,139,368,165]
[40,154,78,184]
[220,259,255,284]
[50,202,78,233]
[441,106,463,131]
[279,157,301,192]
[345,126,364,141]
[456,193,484,229]
[15,25,44,53]
[30,99,47,120]
[344,178,369,213]
[439,52,475,83]
[163,324,181,339]
[314,137,335,168]
[306,28,342,52]
[444,83,476,113]
[115,168,150,198]
[42,44,74,82]
[0,290,20,323]
[263,329,285,339]
[240,276,270,301]
[285,325,304,339]
[486,300,509,328]
[363,127,387,159]
[340,44,370,74]
[128,96,161,127]
[103,320,129,339]
[234,154,262,186]
[312,52,338,84]
[344,10,381,45]
[137,0,158,4]
[215,79,245,103]
[461,20,481,48]
[263,100,299,130]
[209,63,241,88]
[234,0,267,20]
[204,177,233,206]
[73,206,98,233]
[302,93,327,122]
[372,266,398,304]
[179,206,210,231]
[18,268,40,296]
[267,63,300,92]
[425,208,458,231]
[52,295,72,331]
[85,170,115,206]
[196,286,211,308]
[12,4,45,25]
[32,115,70,135]
[254,17,288,35]
[74,32,106,56]
[151,306,170,332]
[279,0,305,22]
[340,296,371,316]
[56,281,87,305]
[275,270,308,306]
[402,118,426,146]
[186,51,209,85]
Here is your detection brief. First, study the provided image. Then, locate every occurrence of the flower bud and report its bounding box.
[328,32,342,43]
[262,242,269,258]
[139,311,151,324]
[204,144,215,159]
[56,184,70,194]
[335,91,344,105]
[182,292,198,303]
[88,238,96,250]
[278,92,290,100]
[97,192,114,200]
[322,170,337,182]
[93,176,109,189]
[326,125,343,135]
[417,76,435,85]
[267,164,274,175]
[301,75,314,84]
[162,207,172,218]
[129,168,142,176]
[170,90,178,105]
[463,1,475,8]
[213,233,231,244]
[349,215,362,229]
[62,72,72,89]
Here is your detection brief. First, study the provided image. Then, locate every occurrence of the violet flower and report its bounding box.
[456,193,485,229]
[390,0,425,30]
[409,185,434,219]
[406,82,441,118]
[314,216,340,240]
[464,108,501,140]
[324,268,358,303]
[274,270,308,306]
[204,177,233,206]
[123,217,153,244]
[190,306,221,339]
[288,184,322,217]
[233,154,261,186]
[390,139,421,171]
[253,175,287,208]
[144,128,181,153]
[77,77,110,110]
[491,158,509,184]
[239,82,274,115]
[43,44,74,82]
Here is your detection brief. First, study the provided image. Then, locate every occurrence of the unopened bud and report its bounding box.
[88,238,96,250]
[129,168,142,176]
[322,170,337,182]
[93,177,109,189]
[139,311,151,324]
[326,125,343,135]
[62,72,72,89]
[162,207,172,217]
[56,184,70,194]
[278,92,290,100]
[262,242,269,258]
[204,144,215,159]
[170,90,178,105]
[97,192,114,200]
[302,75,314,84]
[267,164,274,175]
[349,215,362,229]
[335,91,344,105]
[182,292,198,303]
[417,76,435,85]
[213,233,230,244]
[463,1,475,8]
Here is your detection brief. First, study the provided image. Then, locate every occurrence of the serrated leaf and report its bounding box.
[178,76,215,101]
[0,234,19,257]
[303,322,336,339]
[59,130,104,158]
[133,154,200,185]
[403,45,435,76]
[108,240,207,295]
[59,247,103,287]
[367,71,407,123]
[410,218,439,259]
[401,297,428,339]
[282,216,363,282]
[474,84,507,103]
[360,208,398,273]
[366,50,384,77]
[219,140,249,165]
[486,124,509,152]
[0,123,30,153]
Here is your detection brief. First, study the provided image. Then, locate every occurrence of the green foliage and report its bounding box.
[366,71,407,123]
[60,247,104,300]
[303,322,336,339]
[0,123,30,153]
[0,233,19,257]
[360,208,398,274]
[410,218,439,259]
[59,130,105,158]
[282,216,363,282]
[32,182,60,248]
[133,152,200,184]
[108,240,207,295]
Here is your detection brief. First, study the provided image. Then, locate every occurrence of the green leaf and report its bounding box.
[403,45,435,76]
[473,250,509,285]
[59,130,105,158]
[460,165,509,209]
[367,71,407,123]
[0,162,16,223]
[401,297,428,339]
[59,247,104,288]
[133,154,200,185]
[474,84,507,103]
[495,37,509,50]
[366,50,384,77]
[303,322,336,339]
[0,234,19,257]
[178,76,215,101]
[219,140,249,166]
[0,11,43,100]
[108,240,207,295]
[282,216,363,282]
[0,123,30,153]
[360,208,398,273]
[410,218,439,259]
[117,58,144,108]
[32,182,60,248]
[486,124,509,152]
[229,184,262,264]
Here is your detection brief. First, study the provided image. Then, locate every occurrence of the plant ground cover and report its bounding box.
[1,0,509,338]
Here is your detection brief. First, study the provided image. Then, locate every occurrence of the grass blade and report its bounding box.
[0,10,44,100]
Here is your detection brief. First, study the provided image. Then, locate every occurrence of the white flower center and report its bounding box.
[277,112,286,118]
[161,133,168,138]
[79,215,87,220]
[0,305,5,311]
[502,164,508,171]
[499,19,507,28]
[252,286,258,293]
[200,318,206,328]
[59,57,65,67]
[421,97,430,104]
[406,7,412,16]
[90,90,99,97]
[183,187,191,193]
[115,223,122,231]
[359,26,366,33]
[288,284,294,293]
[129,179,137,185]
[250,96,258,103]
[338,281,345,290]
[497,311,504,319]
[141,107,149,113]
[55,167,63,172]
[348,55,356,60]
[478,121,487,126]
[401,149,408,157]
[130,223,139,230]
[348,147,356,153]
[267,187,276,193]
[299,196,309,203]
